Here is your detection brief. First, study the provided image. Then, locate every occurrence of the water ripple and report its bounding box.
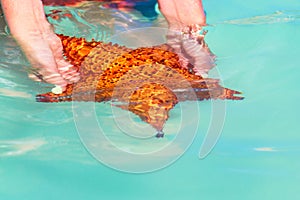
[223,10,300,25]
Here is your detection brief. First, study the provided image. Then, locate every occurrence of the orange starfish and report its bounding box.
[36,34,243,137]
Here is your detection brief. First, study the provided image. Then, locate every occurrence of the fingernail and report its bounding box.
[68,75,80,82]
[59,64,75,72]
[62,71,79,78]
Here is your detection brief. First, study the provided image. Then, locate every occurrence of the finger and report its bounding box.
[28,70,68,92]
[46,34,81,83]
[41,72,68,86]
[56,60,80,83]
[28,73,43,82]
[18,35,69,88]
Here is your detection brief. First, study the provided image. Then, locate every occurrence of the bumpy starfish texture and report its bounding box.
[36,34,243,137]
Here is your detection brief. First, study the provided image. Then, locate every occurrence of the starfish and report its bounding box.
[36,34,243,137]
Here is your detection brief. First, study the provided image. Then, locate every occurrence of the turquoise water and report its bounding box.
[1,0,300,199]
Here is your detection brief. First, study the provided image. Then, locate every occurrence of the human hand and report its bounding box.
[158,0,215,76]
[1,0,80,91]
[165,26,215,77]
[158,0,206,29]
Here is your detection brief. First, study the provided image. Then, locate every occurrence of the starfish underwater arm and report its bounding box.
[36,34,243,137]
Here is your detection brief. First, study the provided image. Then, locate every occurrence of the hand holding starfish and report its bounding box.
[1,0,207,89]
[1,0,80,91]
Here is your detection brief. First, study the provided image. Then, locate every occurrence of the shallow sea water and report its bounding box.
[1,0,300,199]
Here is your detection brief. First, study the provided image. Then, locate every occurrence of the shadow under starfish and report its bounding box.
[36,34,243,137]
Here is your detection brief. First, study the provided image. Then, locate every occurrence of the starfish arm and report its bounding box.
[116,82,178,133]
[36,34,244,135]
[57,34,100,71]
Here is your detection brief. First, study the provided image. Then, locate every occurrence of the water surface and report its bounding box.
[0,0,300,199]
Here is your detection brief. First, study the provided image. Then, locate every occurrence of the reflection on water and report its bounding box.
[44,1,165,41]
